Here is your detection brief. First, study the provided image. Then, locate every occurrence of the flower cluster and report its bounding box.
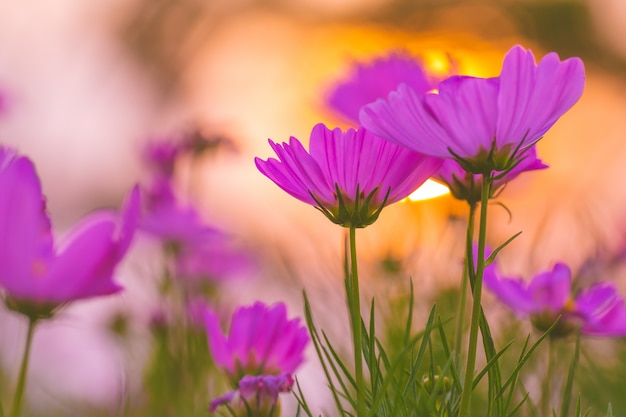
[267,46,583,213]
[0,42,608,417]
[360,45,585,175]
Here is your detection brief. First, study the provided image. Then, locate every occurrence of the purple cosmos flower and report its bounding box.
[204,301,309,384]
[360,45,585,174]
[326,52,440,123]
[0,147,140,319]
[209,374,294,415]
[255,123,442,228]
[435,146,548,205]
[484,260,626,337]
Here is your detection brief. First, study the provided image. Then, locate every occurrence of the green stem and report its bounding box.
[454,204,476,364]
[458,176,492,417]
[10,318,37,417]
[542,338,555,416]
[348,226,365,417]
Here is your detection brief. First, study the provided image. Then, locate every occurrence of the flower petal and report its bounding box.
[496,45,585,149]
[204,306,233,372]
[576,284,626,336]
[42,187,140,303]
[527,263,571,311]
[425,76,499,157]
[360,84,453,158]
[327,52,437,123]
[44,213,119,302]
[0,148,54,300]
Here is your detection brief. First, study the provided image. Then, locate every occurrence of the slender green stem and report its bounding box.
[559,331,580,417]
[348,226,365,417]
[10,318,37,417]
[454,204,476,364]
[458,176,492,417]
[542,338,555,416]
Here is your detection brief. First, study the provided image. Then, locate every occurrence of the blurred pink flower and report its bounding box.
[326,52,440,123]
[176,240,256,283]
[204,301,309,384]
[361,45,585,174]
[435,147,548,205]
[141,180,255,282]
[141,179,224,246]
[0,147,140,319]
[143,141,181,179]
[209,374,294,414]
[255,123,441,227]
[484,259,626,337]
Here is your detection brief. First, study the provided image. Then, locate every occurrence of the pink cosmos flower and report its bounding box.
[435,146,548,205]
[360,45,585,174]
[204,301,309,385]
[255,123,442,227]
[326,52,440,123]
[484,259,626,337]
[0,147,140,318]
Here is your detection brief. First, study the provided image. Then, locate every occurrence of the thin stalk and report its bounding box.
[542,338,555,416]
[454,204,476,364]
[9,318,37,417]
[1,381,4,417]
[559,332,580,417]
[458,176,492,417]
[348,226,365,417]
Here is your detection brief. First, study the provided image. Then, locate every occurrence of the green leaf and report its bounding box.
[498,322,556,399]
[293,378,315,417]
[303,291,347,416]
[473,339,514,389]
[484,231,522,267]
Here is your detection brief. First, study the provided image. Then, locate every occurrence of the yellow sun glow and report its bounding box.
[404,179,450,202]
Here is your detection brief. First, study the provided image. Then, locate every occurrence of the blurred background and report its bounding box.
[1,0,626,415]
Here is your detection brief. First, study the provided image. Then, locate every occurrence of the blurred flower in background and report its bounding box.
[484,258,626,338]
[140,136,256,288]
[325,52,445,124]
[0,146,140,318]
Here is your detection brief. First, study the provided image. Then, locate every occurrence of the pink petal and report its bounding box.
[0,149,54,300]
[527,263,571,311]
[44,213,119,302]
[204,307,233,372]
[496,45,585,149]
